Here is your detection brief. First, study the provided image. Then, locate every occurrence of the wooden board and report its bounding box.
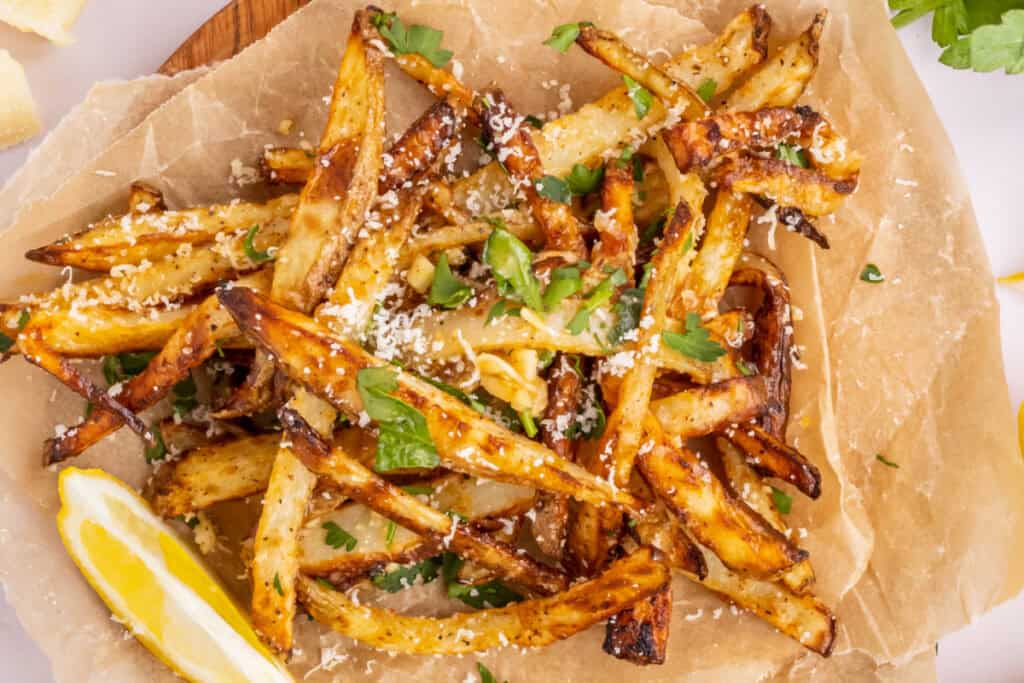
[159,0,310,75]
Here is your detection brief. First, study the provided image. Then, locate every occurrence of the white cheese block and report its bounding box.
[0,0,89,44]
[0,49,41,150]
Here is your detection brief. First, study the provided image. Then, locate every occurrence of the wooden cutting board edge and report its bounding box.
[158,0,310,76]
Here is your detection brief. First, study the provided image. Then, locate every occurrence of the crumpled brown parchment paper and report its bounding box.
[0,0,1020,681]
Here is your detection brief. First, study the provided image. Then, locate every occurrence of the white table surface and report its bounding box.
[0,3,1022,681]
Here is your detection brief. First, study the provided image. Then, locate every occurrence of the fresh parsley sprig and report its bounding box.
[428,253,472,309]
[372,12,453,67]
[623,75,654,119]
[357,367,440,472]
[483,226,545,311]
[662,313,727,362]
[567,268,627,335]
[891,2,1024,74]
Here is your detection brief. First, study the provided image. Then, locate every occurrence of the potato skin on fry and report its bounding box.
[724,424,821,500]
[603,582,671,665]
[714,155,856,218]
[297,547,669,655]
[650,376,767,441]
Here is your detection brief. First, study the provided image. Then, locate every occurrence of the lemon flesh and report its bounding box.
[57,467,292,683]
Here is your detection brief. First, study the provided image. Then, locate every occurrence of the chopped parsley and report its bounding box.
[518,410,539,438]
[102,351,156,385]
[567,268,627,335]
[564,163,604,196]
[736,359,758,377]
[566,381,606,440]
[143,423,167,462]
[171,373,198,416]
[371,12,453,67]
[860,263,885,283]
[623,74,653,119]
[427,253,472,309]
[876,453,900,468]
[0,310,28,353]
[357,367,440,472]
[322,521,358,551]
[696,77,717,102]
[401,484,435,496]
[525,114,545,129]
[534,174,572,204]
[662,313,727,362]
[771,486,793,515]
[776,143,809,169]
[483,226,544,311]
[418,374,487,413]
[243,224,275,263]
[477,662,503,683]
[608,286,645,347]
[541,266,582,310]
[485,299,523,325]
[385,520,398,546]
[543,22,590,53]
[372,557,443,592]
[272,572,284,596]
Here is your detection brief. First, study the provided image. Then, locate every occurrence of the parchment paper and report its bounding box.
[0,0,1018,681]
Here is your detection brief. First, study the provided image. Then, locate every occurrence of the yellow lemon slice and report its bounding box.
[998,272,1024,290]
[57,467,292,683]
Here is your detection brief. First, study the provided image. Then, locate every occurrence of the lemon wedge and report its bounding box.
[57,467,292,683]
[998,272,1024,290]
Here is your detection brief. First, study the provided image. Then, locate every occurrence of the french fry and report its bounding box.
[713,154,856,217]
[217,286,640,510]
[586,162,636,287]
[650,376,767,441]
[637,416,806,579]
[296,546,669,654]
[723,424,821,500]
[40,270,272,465]
[261,146,314,184]
[603,582,671,665]
[25,194,298,272]
[148,432,281,517]
[299,474,535,577]
[281,406,567,595]
[398,217,542,269]
[127,182,165,214]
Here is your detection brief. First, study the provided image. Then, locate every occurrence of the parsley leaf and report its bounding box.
[876,453,901,468]
[483,227,544,311]
[943,9,1024,73]
[639,214,667,246]
[518,410,539,438]
[322,521,358,551]
[860,263,885,283]
[525,114,545,129]
[244,224,275,263]
[418,374,487,413]
[608,287,645,347]
[544,22,588,52]
[892,2,1024,74]
[485,299,522,325]
[401,484,435,496]
[477,663,502,683]
[449,579,523,609]
[372,12,453,67]
[566,382,606,440]
[567,268,627,335]
[776,143,809,168]
[535,175,572,204]
[662,313,727,362]
[542,266,582,310]
[771,486,793,514]
[737,359,758,377]
[564,163,604,196]
[696,77,717,103]
[372,557,443,592]
[171,373,198,416]
[144,423,167,463]
[385,521,398,546]
[428,253,472,309]
[272,572,284,596]
[0,309,30,352]
[623,75,653,119]
[357,367,440,472]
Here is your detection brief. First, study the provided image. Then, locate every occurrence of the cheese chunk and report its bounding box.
[0,0,89,44]
[0,49,41,150]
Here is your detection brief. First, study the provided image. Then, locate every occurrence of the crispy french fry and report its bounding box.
[479,91,587,257]
[127,182,165,213]
[299,474,535,576]
[687,548,835,656]
[718,437,815,594]
[603,582,671,665]
[650,376,766,441]
[281,407,566,595]
[587,162,636,287]
[217,286,640,510]
[25,194,298,272]
[398,217,542,269]
[262,147,315,184]
[723,423,821,500]
[148,432,280,517]
[679,191,753,316]
[41,270,272,464]
[714,154,856,217]
[637,416,806,578]
[297,546,669,654]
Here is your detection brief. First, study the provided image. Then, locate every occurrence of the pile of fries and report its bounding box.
[8,4,862,667]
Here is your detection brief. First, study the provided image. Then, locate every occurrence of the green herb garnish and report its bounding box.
[372,12,453,67]
[144,423,167,462]
[428,253,472,309]
[608,287,645,347]
[535,174,572,204]
[696,77,717,102]
[771,486,793,514]
[483,227,544,311]
[371,557,443,592]
[544,22,589,53]
[322,521,358,551]
[566,268,627,335]
[518,411,538,438]
[564,163,604,196]
[891,3,1024,74]
[357,367,440,472]
[623,74,653,119]
[662,313,727,362]
[542,266,582,310]
[860,263,885,283]
[876,453,900,468]
[243,224,275,263]
[776,143,809,169]
[272,572,284,596]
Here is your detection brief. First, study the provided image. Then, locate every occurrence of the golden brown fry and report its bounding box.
[479,91,587,257]
[718,437,815,594]
[41,270,272,465]
[148,432,280,517]
[587,162,636,287]
[269,13,385,314]
[603,582,671,665]
[299,474,535,577]
[630,501,707,579]
[714,154,855,217]
[637,416,805,578]
[18,326,153,444]
[297,547,669,654]
[532,354,581,558]
[398,217,542,269]
[281,407,566,595]
[688,548,835,656]
[650,376,767,441]
[25,194,298,272]
[128,182,165,213]
[726,11,826,112]
[678,191,753,316]
[723,424,821,500]
[217,286,640,510]
[391,52,478,121]
[665,107,813,172]
[261,147,315,184]
[576,24,707,119]
[729,264,792,438]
